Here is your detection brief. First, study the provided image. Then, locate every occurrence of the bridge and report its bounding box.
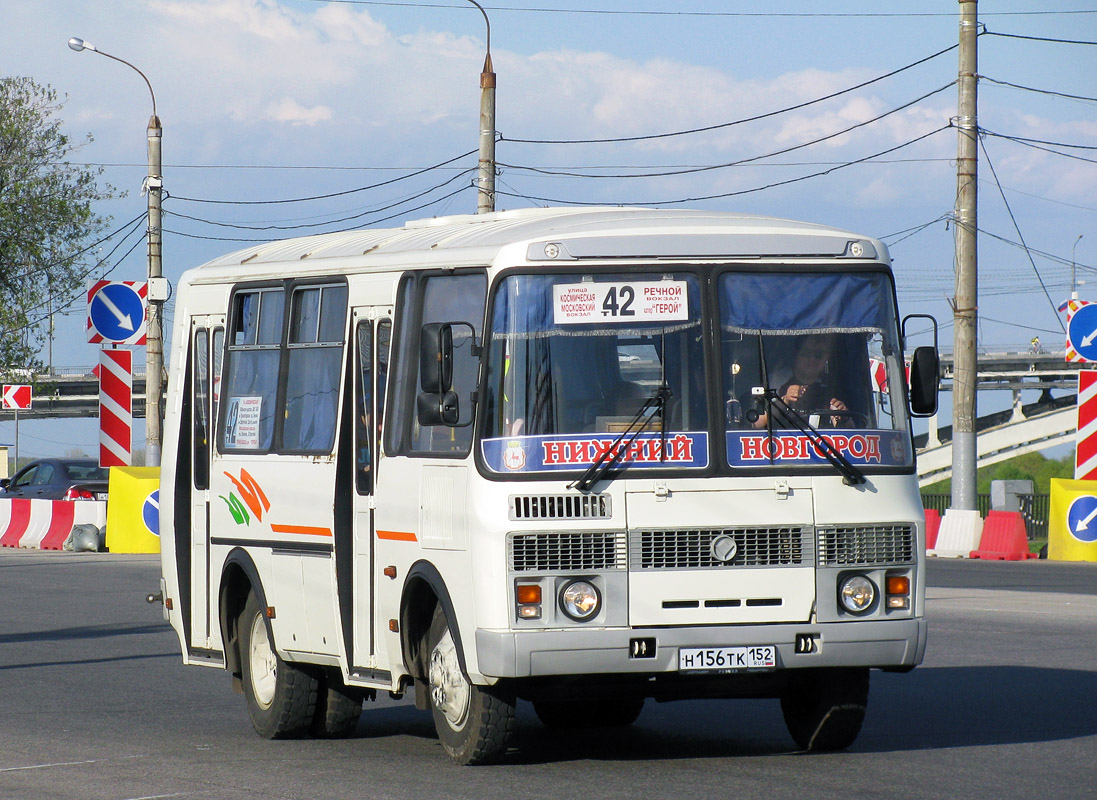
[0,351,1086,485]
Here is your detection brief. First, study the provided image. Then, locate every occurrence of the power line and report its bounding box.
[168,147,477,205]
[496,124,950,207]
[979,75,1097,105]
[983,30,1097,47]
[166,168,475,232]
[504,42,959,145]
[978,136,1064,332]
[501,82,955,180]
[293,1,1097,19]
[982,130,1097,166]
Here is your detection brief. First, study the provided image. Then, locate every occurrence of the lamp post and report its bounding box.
[465,1,496,213]
[68,37,165,467]
[1073,234,1084,300]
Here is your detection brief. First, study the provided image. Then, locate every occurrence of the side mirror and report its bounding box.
[417,390,460,426]
[908,345,940,417]
[419,322,453,394]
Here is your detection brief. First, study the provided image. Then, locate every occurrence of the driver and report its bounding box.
[752,334,849,429]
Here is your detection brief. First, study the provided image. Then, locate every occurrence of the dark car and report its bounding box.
[0,458,110,501]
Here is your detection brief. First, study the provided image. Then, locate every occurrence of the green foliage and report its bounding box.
[0,76,120,379]
[922,450,1075,496]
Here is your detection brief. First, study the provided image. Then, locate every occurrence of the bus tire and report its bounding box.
[780,667,869,752]
[425,605,515,765]
[311,674,363,739]
[533,696,644,728]
[239,591,318,739]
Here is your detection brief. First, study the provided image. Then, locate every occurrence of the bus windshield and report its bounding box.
[719,270,912,470]
[480,272,710,476]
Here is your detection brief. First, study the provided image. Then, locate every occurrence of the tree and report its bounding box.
[0,76,120,378]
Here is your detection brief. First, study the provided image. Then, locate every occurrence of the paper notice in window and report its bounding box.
[553,282,688,325]
[225,396,262,449]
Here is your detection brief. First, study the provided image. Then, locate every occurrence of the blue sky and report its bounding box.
[3,0,1096,459]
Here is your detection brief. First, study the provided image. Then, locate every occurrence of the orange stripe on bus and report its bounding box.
[270,524,333,537]
[376,529,418,542]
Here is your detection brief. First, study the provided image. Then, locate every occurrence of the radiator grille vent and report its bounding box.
[509,531,627,572]
[816,524,916,566]
[509,494,612,521]
[630,527,813,570]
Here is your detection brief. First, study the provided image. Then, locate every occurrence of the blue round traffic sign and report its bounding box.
[1068,304,1097,362]
[143,490,160,537]
[89,283,145,342]
[1066,494,1097,543]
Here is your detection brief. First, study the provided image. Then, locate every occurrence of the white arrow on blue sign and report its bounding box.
[89,283,146,343]
[1067,303,1097,363]
[142,490,160,537]
[1066,494,1097,543]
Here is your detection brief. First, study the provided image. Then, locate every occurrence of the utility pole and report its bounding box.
[952,0,979,510]
[467,0,496,213]
[146,111,164,467]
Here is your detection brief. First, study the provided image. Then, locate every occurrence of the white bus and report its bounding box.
[159,207,939,764]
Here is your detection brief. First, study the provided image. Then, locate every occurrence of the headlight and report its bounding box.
[839,575,876,614]
[559,580,600,621]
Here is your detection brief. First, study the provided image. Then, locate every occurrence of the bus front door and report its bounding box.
[343,311,391,679]
[188,318,223,651]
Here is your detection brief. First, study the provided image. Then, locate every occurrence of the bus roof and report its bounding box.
[191,207,887,277]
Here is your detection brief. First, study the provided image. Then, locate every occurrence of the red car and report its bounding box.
[0,458,109,501]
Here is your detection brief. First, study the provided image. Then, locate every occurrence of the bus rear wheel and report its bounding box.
[239,591,318,739]
[311,672,363,738]
[780,667,869,751]
[425,606,515,765]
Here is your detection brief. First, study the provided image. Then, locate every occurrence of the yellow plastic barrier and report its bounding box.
[1048,478,1097,562]
[105,467,161,554]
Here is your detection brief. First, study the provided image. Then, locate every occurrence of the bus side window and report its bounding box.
[221,288,283,452]
[283,283,347,452]
[355,321,373,494]
[193,328,210,489]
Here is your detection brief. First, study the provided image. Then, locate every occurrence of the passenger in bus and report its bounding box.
[750,334,850,429]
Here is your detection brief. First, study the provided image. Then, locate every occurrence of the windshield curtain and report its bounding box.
[718,271,912,470]
[481,272,710,475]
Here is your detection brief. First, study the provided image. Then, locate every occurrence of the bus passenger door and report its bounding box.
[189,318,224,651]
[346,310,391,676]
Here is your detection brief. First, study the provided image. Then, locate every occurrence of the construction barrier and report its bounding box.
[1048,478,1097,562]
[105,467,160,554]
[0,498,107,550]
[924,508,941,551]
[970,510,1038,560]
[927,508,983,558]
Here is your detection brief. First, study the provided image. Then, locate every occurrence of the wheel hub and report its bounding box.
[248,611,277,709]
[429,627,470,730]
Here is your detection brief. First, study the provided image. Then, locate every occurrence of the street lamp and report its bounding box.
[465,1,496,213]
[68,37,166,467]
[1073,234,1084,300]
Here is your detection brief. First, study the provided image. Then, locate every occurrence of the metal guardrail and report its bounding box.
[921,492,1049,541]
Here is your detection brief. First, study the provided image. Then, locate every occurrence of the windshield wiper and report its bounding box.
[752,332,865,486]
[569,384,672,493]
[762,391,866,486]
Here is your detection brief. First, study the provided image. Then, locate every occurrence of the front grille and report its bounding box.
[509,531,627,572]
[509,494,612,521]
[630,526,813,570]
[816,524,916,566]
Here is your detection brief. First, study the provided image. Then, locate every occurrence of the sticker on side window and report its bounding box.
[553,282,688,325]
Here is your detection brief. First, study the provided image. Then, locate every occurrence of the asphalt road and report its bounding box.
[2,550,1095,800]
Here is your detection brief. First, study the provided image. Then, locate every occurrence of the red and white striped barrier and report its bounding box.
[0,499,107,550]
[100,349,133,467]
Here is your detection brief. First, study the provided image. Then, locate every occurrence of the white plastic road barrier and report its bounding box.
[0,498,107,550]
[927,508,984,558]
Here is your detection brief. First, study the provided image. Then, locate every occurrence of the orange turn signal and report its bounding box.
[516,584,542,604]
[886,575,910,595]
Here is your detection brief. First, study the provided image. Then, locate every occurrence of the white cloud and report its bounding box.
[265,97,332,126]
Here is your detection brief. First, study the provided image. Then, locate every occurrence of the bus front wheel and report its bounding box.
[425,606,515,765]
[239,591,318,739]
[780,667,869,751]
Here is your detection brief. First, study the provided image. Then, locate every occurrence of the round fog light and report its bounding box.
[560,580,600,621]
[839,575,876,614]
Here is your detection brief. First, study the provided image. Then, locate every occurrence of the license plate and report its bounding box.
[678,645,776,672]
[95,493,109,501]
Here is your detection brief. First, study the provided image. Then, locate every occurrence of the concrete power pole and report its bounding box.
[469,0,496,214]
[146,114,164,467]
[952,0,979,510]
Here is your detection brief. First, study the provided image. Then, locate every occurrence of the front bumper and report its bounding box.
[475,617,926,679]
